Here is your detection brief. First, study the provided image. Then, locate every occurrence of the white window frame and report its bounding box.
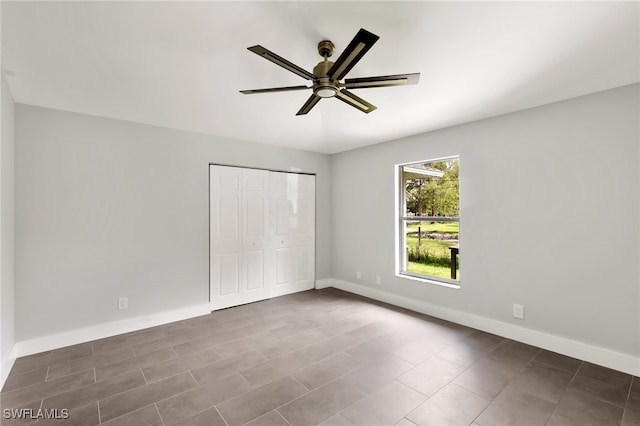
[395,156,460,289]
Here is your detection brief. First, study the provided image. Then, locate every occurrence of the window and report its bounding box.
[398,157,460,284]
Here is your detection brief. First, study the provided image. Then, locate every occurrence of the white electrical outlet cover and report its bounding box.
[118,297,128,310]
[513,304,524,319]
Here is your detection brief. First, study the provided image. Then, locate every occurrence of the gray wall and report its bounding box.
[331,84,639,357]
[1,75,15,364]
[15,105,331,341]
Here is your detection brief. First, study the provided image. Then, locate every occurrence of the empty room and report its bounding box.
[0,1,638,425]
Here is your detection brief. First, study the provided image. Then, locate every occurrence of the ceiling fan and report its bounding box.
[239,28,420,116]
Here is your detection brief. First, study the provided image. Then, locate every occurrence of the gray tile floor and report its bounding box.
[1,288,638,426]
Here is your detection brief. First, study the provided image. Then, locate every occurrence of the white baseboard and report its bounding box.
[12,303,211,359]
[1,345,16,390]
[327,278,640,377]
[315,279,333,289]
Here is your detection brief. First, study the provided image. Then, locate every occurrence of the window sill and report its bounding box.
[396,272,461,289]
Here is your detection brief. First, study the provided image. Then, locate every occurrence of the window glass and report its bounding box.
[399,157,460,282]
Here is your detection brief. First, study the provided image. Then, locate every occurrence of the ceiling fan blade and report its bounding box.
[328,28,380,81]
[247,45,316,81]
[334,89,377,114]
[296,94,321,116]
[345,73,420,89]
[240,85,309,94]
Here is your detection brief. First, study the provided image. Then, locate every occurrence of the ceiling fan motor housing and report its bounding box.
[317,40,335,58]
[313,59,339,98]
[313,60,334,78]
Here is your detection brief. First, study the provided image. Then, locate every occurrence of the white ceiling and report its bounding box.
[2,1,638,154]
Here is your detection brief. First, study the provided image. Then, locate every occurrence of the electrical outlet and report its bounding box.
[356,271,362,280]
[375,275,381,285]
[118,297,128,310]
[513,303,524,319]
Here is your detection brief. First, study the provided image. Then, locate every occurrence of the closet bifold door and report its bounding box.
[210,165,314,311]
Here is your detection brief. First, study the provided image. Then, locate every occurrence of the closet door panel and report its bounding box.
[245,250,265,290]
[274,248,292,285]
[293,174,315,291]
[210,166,242,310]
[241,169,270,303]
[274,198,293,247]
[271,173,294,246]
[219,253,240,295]
[269,173,293,297]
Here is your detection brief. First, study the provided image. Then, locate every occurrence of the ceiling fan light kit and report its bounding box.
[240,28,420,115]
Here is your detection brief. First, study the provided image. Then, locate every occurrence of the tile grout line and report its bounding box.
[2,368,97,407]
[401,417,419,426]
[146,346,234,382]
[190,354,269,386]
[394,354,480,422]
[154,403,165,426]
[99,402,156,425]
[402,394,431,426]
[543,360,585,426]
[461,354,540,425]
[7,355,54,378]
[271,348,408,426]
[214,405,230,426]
[45,346,140,381]
[90,374,150,414]
[237,371,253,388]
[449,379,491,401]
[99,378,200,424]
[230,359,371,426]
[569,361,585,384]
[622,373,634,418]
[187,369,198,386]
[168,346,178,358]
[289,375,311,392]
[621,380,635,425]
[276,410,293,426]
[167,381,250,424]
[532,358,580,375]
[470,382,504,424]
[241,313,380,363]
[343,376,430,425]
[567,362,633,410]
[400,344,495,420]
